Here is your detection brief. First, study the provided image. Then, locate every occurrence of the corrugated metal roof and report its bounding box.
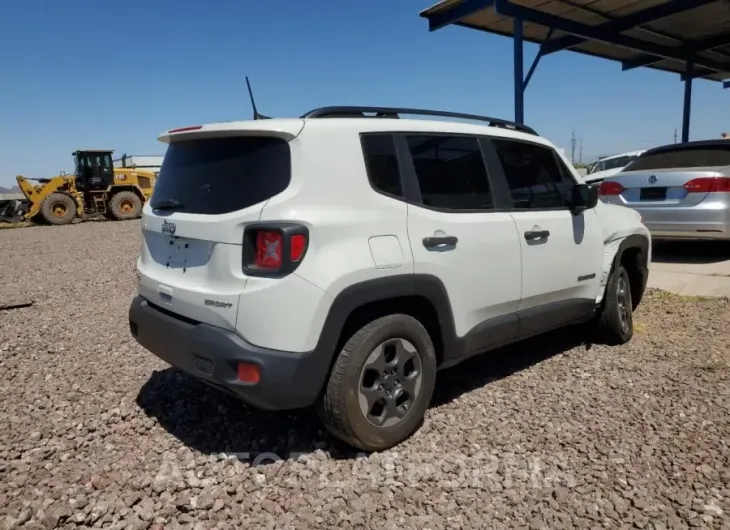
[421,0,730,82]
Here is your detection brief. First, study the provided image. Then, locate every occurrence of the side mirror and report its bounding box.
[569,183,599,214]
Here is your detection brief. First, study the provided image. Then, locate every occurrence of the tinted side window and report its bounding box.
[624,146,730,171]
[360,134,403,198]
[603,155,633,170]
[493,139,574,209]
[404,135,493,211]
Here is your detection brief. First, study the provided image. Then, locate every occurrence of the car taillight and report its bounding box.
[290,234,306,262]
[683,177,730,193]
[242,223,309,277]
[598,181,625,196]
[254,231,283,269]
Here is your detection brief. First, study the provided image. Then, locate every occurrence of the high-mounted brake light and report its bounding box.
[168,125,203,133]
[598,181,625,196]
[683,177,730,193]
[242,223,309,277]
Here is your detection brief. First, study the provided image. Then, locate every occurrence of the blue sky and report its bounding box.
[1,0,728,187]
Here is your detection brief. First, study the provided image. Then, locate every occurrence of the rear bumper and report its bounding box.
[128,296,330,411]
[631,198,730,241]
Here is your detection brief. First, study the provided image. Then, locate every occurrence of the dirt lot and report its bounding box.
[1,221,728,530]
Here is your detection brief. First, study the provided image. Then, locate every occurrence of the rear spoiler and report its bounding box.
[157,119,306,144]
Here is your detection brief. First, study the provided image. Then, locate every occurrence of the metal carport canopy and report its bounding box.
[419,0,730,142]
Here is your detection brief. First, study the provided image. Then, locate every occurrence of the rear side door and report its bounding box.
[398,133,523,360]
[486,137,604,337]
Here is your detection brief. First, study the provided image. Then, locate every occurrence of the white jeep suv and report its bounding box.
[128,106,651,452]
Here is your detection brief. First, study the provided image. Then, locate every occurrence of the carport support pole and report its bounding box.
[681,58,693,143]
[514,18,525,124]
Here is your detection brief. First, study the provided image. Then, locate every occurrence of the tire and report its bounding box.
[596,263,634,345]
[317,314,437,452]
[109,191,143,220]
[41,193,76,225]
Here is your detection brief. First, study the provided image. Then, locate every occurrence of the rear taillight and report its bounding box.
[683,177,730,193]
[290,234,307,262]
[254,231,283,269]
[243,223,309,276]
[598,181,625,196]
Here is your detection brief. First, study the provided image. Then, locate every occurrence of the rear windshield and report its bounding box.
[150,136,291,214]
[624,145,730,171]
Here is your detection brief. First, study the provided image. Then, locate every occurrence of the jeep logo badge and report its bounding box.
[648,175,657,184]
[161,220,176,235]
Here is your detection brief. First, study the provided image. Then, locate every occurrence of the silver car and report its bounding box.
[598,140,730,241]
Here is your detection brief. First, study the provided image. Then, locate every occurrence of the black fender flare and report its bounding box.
[306,274,458,395]
[315,273,458,355]
[608,233,650,306]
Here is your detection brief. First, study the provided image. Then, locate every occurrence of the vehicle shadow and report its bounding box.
[135,368,343,461]
[651,240,729,265]
[430,324,589,407]
[136,326,591,460]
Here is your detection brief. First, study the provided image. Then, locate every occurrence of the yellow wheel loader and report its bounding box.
[0,150,157,226]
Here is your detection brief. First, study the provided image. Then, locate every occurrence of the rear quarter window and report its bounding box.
[150,136,291,215]
[360,134,403,198]
[624,146,730,171]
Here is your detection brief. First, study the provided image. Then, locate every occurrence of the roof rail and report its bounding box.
[300,106,538,135]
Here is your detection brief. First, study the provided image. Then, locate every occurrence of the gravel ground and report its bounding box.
[1,220,728,530]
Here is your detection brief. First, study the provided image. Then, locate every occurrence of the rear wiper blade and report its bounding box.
[151,199,184,210]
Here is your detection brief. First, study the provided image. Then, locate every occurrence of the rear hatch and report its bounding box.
[137,125,301,330]
[599,143,730,207]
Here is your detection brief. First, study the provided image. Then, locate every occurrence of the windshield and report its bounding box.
[150,136,291,215]
[76,152,112,172]
[592,154,637,173]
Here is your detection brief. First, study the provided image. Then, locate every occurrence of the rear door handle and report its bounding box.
[423,236,458,249]
[524,230,550,241]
